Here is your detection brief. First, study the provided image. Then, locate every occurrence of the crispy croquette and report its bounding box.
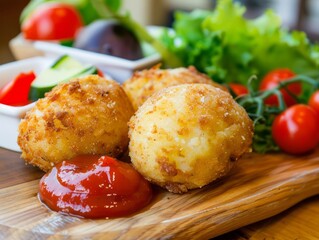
[128,84,253,193]
[18,75,134,172]
[123,65,225,110]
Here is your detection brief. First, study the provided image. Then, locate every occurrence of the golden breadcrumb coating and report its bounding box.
[128,84,253,193]
[122,65,225,110]
[18,75,134,172]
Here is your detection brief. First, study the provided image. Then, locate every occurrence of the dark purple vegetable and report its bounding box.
[74,20,143,60]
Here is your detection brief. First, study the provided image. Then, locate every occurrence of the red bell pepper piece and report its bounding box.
[0,71,36,106]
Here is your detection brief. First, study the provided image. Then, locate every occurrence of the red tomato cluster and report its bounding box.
[261,69,319,155]
[230,68,319,155]
[259,69,301,106]
[22,3,83,41]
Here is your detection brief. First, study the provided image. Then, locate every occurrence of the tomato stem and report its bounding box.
[238,74,319,118]
[237,74,319,153]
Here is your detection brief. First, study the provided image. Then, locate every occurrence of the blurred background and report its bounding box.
[1,0,319,64]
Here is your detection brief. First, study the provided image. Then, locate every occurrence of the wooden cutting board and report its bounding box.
[1,147,319,239]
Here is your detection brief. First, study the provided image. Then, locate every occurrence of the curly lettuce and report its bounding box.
[159,0,319,86]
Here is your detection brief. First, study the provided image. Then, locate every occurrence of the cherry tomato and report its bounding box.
[39,155,152,219]
[259,68,301,107]
[0,71,36,106]
[272,104,319,154]
[229,83,248,96]
[22,3,83,41]
[308,90,319,116]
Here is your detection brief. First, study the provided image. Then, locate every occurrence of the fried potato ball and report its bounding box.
[122,65,225,110]
[128,84,253,193]
[18,75,134,172]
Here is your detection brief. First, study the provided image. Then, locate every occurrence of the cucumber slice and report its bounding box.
[51,55,84,70]
[29,59,97,101]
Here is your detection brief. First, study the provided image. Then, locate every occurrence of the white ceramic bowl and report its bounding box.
[10,26,163,83]
[0,57,55,152]
[33,41,161,83]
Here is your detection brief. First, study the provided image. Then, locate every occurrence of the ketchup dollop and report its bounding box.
[39,155,152,218]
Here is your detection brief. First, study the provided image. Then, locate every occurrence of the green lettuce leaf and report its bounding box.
[160,0,319,87]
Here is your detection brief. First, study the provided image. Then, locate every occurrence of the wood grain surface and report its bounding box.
[0,147,319,239]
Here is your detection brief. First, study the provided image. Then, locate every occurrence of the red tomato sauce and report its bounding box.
[39,155,152,219]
